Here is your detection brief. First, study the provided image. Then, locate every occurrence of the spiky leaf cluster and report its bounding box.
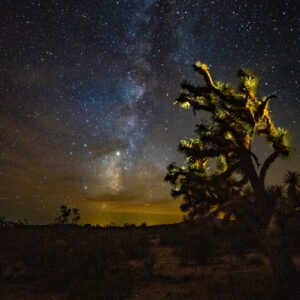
[166,61,291,220]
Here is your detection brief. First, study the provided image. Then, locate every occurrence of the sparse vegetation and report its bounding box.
[55,205,81,225]
[0,225,151,299]
[1,221,300,299]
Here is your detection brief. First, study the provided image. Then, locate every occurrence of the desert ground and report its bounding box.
[1,223,299,300]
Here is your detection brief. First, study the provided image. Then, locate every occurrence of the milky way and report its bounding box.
[0,0,299,224]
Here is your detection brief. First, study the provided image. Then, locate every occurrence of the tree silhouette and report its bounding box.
[55,205,71,224]
[71,208,81,224]
[55,206,81,224]
[284,171,300,200]
[165,61,299,298]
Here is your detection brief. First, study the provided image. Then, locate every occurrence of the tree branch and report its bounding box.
[259,150,280,186]
[181,81,211,96]
[193,62,244,104]
[249,150,261,168]
[199,200,237,223]
[239,149,261,196]
[193,62,220,93]
[174,94,215,113]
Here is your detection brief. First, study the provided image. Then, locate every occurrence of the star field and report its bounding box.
[0,0,299,224]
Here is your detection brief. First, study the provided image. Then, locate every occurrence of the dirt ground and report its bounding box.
[1,234,299,300]
[0,283,65,300]
[130,235,276,300]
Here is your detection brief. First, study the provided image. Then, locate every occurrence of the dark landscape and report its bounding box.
[1,218,300,299]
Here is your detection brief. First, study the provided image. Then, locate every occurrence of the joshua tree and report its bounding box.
[165,61,299,298]
[55,205,71,224]
[55,206,81,224]
[284,171,300,200]
[71,208,81,224]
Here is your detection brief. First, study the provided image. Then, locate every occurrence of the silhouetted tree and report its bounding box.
[0,216,6,227]
[140,222,147,228]
[266,185,283,209]
[165,61,299,298]
[284,171,300,201]
[55,206,81,224]
[55,205,71,224]
[71,208,81,224]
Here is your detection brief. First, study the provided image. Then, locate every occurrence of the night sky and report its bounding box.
[0,0,299,225]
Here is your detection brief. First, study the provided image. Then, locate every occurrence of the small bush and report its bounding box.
[159,224,217,264]
[246,253,264,266]
[68,265,136,300]
[159,224,184,247]
[179,225,217,264]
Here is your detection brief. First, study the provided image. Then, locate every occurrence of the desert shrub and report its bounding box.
[159,224,184,247]
[207,223,259,257]
[287,217,300,251]
[0,226,150,299]
[245,253,264,266]
[159,224,217,264]
[68,265,136,300]
[143,253,156,276]
[118,231,151,260]
[229,234,255,257]
[178,225,217,264]
[225,224,259,257]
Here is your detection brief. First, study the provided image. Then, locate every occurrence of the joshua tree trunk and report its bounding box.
[264,211,299,299]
